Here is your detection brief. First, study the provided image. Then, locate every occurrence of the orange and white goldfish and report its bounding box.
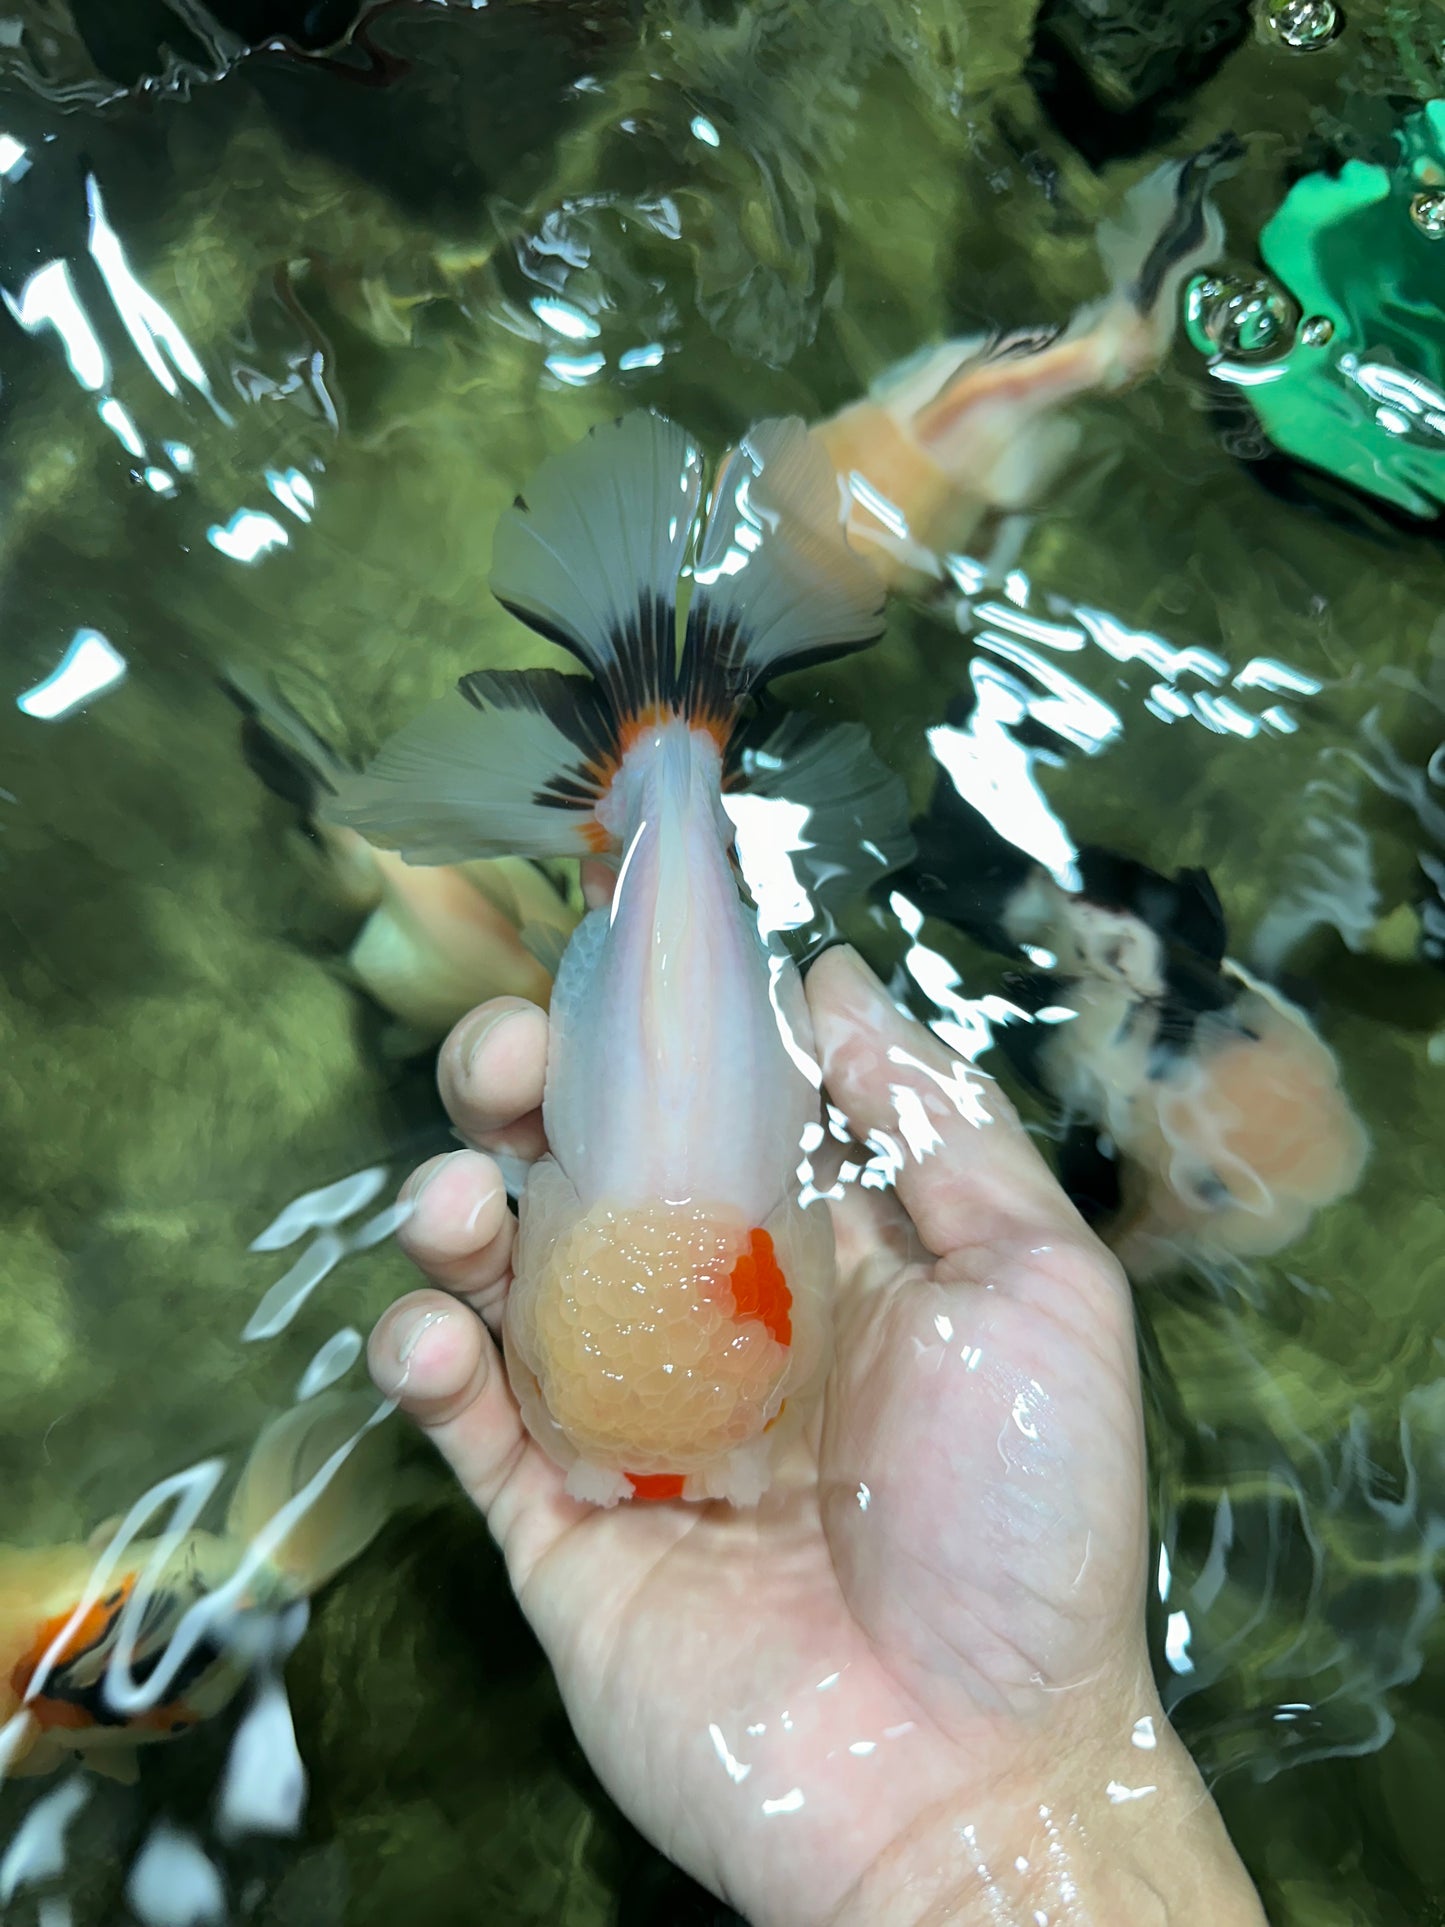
[809,137,1239,592]
[323,413,910,1505]
[0,1394,395,1782]
[901,788,1368,1279]
[225,671,580,1037]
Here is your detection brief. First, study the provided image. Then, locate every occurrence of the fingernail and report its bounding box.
[398,1307,450,1366]
[399,1153,454,1208]
[819,943,902,1016]
[457,999,531,1077]
[373,1306,453,1396]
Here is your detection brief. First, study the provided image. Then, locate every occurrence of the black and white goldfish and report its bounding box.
[900,778,1368,1279]
[322,412,910,1506]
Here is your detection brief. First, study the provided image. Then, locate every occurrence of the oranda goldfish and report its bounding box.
[901,782,1368,1280]
[323,412,910,1505]
[225,670,580,1039]
[0,1394,394,1782]
[809,137,1239,593]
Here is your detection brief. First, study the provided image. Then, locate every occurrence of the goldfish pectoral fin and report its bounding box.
[2,1718,55,1781]
[85,1512,128,1552]
[490,1147,534,1201]
[225,1393,399,1598]
[729,708,914,925]
[320,671,615,864]
[516,917,571,981]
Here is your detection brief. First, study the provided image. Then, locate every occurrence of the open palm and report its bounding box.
[370,945,1164,1926]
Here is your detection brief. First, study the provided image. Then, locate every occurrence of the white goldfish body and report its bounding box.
[324,413,910,1505]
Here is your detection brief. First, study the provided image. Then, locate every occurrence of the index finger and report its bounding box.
[806,944,1087,1265]
[438,996,548,1152]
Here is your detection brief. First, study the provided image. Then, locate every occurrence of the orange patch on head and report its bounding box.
[626,1473,687,1502]
[728,1229,792,1346]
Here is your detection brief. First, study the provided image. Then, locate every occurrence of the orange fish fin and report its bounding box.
[625,1474,687,1503]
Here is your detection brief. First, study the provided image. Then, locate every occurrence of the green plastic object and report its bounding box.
[1185,99,1445,517]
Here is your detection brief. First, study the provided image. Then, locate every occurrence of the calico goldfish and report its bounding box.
[225,670,579,1038]
[810,137,1239,592]
[901,782,1368,1279]
[323,412,910,1505]
[0,1394,394,1782]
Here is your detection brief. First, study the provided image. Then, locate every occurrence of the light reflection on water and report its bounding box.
[0,3,1442,1924]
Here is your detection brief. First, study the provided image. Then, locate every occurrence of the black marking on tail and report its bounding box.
[1131,132,1242,313]
[460,667,617,818]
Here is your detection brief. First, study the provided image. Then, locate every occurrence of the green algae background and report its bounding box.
[1,1,1445,1922]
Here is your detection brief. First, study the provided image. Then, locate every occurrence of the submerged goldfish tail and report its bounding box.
[220,667,351,822]
[319,412,908,881]
[1094,131,1240,360]
[225,1392,397,1599]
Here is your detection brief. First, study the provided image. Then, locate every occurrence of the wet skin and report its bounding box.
[369,935,1265,1927]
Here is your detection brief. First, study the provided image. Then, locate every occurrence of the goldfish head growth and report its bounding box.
[506,1157,832,1504]
[1114,979,1369,1272]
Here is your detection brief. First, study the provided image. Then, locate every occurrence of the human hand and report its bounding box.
[369,943,1264,1926]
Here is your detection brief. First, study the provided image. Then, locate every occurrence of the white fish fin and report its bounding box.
[224,1392,397,1599]
[490,1147,534,1201]
[727,708,914,924]
[221,666,352,816]
[516,918,572,980]
[682,417,886,720]
[319,669,617,863]
[1097,135,1238,320]
[489,411,704,720]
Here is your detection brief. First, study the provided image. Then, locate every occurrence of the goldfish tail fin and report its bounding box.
[225,1393,397,1600]
[220,667,352,820]
[1097,134,1239,335]
[321,412,884,863]
[728,706,914,927]
[677,416,886,723]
